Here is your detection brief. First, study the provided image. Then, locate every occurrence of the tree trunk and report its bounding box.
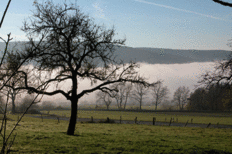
[67,99,78,135]
[12,101,15,114]
[11,93,16,114]
[155,101,158,110]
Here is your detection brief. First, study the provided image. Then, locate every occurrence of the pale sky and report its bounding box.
[1,0,232,50]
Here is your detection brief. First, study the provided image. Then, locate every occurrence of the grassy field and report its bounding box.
[0,114,232,153]
[45,110,232,125]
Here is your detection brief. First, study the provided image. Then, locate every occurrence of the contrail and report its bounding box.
[135,0,228,21]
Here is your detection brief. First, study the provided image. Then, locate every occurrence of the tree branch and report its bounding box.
[213,0,232,7]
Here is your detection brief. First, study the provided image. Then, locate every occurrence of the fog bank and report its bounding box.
[38,61,215,106]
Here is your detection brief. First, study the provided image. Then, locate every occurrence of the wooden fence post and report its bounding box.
[57,117,60,123]
[185,120,189,127]
[107,117,109,123]
[91,116,93,123]
[153,117,156,125]
[191,118,193,124]
[169,118,172,126]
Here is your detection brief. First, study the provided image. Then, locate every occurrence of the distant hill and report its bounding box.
[0,42,231,64]
[115,46,232,64]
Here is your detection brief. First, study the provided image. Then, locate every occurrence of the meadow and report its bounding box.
[1,113,232,154]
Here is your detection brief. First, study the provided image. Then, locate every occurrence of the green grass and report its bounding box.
[46,110,232,125]
[1,114,232,153]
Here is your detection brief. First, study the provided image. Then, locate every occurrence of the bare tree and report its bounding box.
[172,86,190,110]
[151,82,169,110]
[0,33,40,153]
[96,91,112,110]
[132,83,149,110]
[1,45,37,114]
[199,1,232,91]
[200,58,232,87]
[112,83,132,110]
[0,57,24,114]
[13,1,156,135]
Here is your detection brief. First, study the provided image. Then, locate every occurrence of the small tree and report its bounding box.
[112,83,132,110]
[0,53,25,114]
[132,83,149,110]
[172,86,190,110]
[96,91,112,110]
[151,82,169,110]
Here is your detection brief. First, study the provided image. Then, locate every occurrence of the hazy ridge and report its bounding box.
[0,42,231,64]
[115,46,231,64]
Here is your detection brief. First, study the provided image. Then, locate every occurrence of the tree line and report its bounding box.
[187,84,232,111]
[96,82,232,112]
[95,82,191,111]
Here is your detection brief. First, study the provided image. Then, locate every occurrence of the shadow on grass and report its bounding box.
[190,149,232,154]
[80,119,116,124]
[60,132,80,137]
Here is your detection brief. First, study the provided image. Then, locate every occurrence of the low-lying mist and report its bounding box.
[35,61,215,107]
[2,61,216,109]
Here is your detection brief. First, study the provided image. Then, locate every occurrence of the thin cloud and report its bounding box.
[135,0,228,21]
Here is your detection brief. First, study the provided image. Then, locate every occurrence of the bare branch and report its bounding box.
[0,0,12,28]
[213,0,232,7]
